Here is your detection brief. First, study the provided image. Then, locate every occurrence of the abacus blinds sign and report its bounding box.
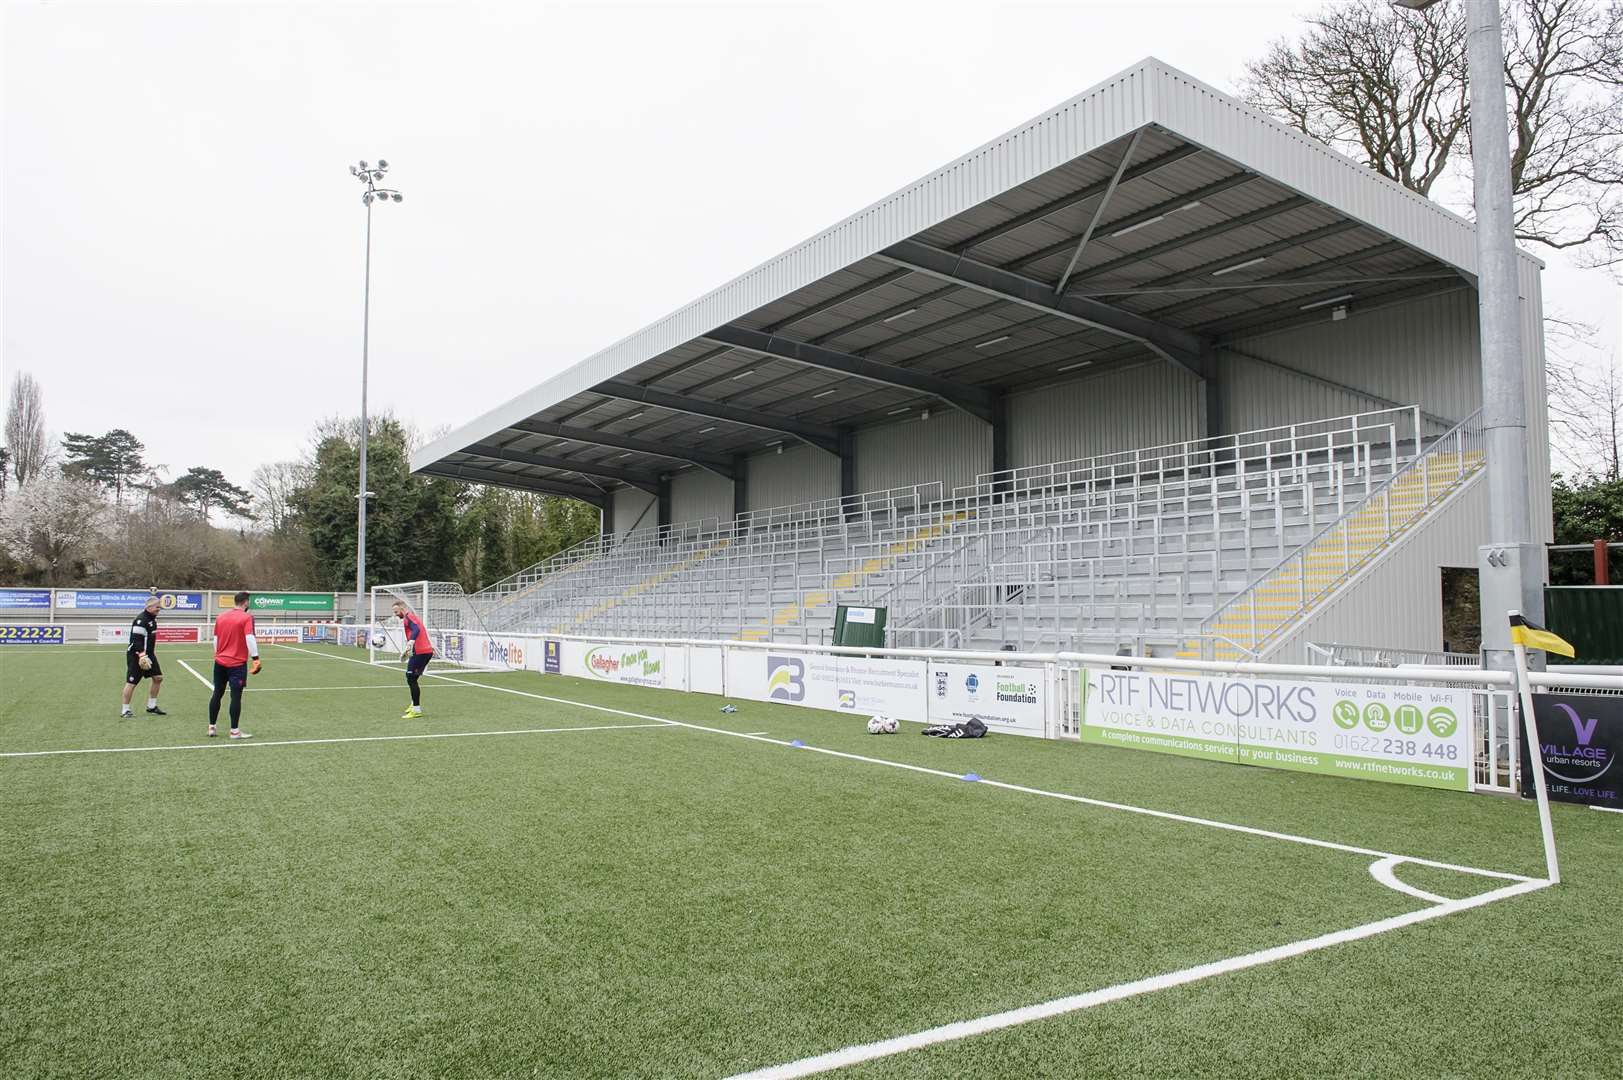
[1079,668,1472,791]
[582,645,664,688]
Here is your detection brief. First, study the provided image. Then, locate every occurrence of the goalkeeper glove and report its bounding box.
[249,657,262,676]
[400,649,411,663]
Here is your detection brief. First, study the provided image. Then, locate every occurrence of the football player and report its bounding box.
[121,596,166,718]
[393,600,434,719]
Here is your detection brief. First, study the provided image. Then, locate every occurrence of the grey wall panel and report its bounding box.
[669,468,734,526]
[611,487,658,539]
[746,443,840,512]
[855,409,991,497]
[1219,289,1481,434]
[1007,363,1204,467]
[1269,477,1486,663]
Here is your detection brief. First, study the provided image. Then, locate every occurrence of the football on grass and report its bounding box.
[866,715,898,734]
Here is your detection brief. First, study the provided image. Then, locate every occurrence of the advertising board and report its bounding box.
[57,590,203,612]
[0,589,52,609]
[725,649,927,717]
[929,662,1047,737]
[0,625,65,645]
[1521,693,1622,808]
[222,592,336,613]
[1079,668,1472,791]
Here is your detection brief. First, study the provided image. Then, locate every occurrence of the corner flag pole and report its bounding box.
[1508,608,1560,884]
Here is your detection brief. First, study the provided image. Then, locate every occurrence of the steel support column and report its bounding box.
[839,429,856,518]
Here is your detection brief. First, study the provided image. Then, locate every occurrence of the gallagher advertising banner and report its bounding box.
[1079,668,1472,791]
[572,642,666,688]
[0,588,52,609]
[930,663,1046,738]
[726,650,928,717]
[0,625,65,645]
[56,589,204,612]
[1521,693,1622,808]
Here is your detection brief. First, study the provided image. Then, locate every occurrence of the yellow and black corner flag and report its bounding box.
[1509,613,1576,658]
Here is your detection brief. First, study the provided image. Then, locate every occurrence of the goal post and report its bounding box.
[368,580,514,671]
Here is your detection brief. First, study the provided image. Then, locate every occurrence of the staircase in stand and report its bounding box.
[1193,411,1485,661]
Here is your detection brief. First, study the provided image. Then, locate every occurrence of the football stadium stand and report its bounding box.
[418,59,1548,663]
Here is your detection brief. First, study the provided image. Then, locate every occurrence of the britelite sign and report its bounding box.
[1521,693,1622,808]
[1079,668,1472,790]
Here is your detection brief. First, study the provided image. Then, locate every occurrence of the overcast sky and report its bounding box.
[4,0,1620,494]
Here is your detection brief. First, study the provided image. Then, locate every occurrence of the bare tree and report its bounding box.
[1243,0,1623,268]
[252,460,311,533]
[1546,315,1623,477]
[4,372,48,486]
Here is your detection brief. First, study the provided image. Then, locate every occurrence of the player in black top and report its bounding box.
[121,596,167,718]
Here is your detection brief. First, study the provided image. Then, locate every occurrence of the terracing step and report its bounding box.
[739,511,969,641]
[557,538,730,633]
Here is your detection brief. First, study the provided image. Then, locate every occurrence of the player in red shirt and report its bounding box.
[392,600,434,719]
[209,590,261,739]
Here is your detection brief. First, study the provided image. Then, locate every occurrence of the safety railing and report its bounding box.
[1202,409,1485,659]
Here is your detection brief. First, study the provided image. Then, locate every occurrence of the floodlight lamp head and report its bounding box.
[377,159,388,169]
[359,160,368,169]
[391,192,403,202]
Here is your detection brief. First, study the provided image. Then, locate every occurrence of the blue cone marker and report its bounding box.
[791,739,806,748]
[962,772,982,782]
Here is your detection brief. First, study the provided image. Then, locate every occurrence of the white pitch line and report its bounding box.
[275,643,1534,885]
[726,876,1552,1080]
[1367,855,1453,905]
[1591,804,1623,814]
[246,684,479,692]
[176,659,213,690]
[0,722,670,759]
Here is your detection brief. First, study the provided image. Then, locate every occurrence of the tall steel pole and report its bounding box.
[1394,0,1544,663]
[348,159,402,628]
[357,197,372,627]
[1459,0,1543,667]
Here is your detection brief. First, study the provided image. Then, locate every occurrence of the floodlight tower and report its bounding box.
[348,159,404,627]
[1393,0,1541,666]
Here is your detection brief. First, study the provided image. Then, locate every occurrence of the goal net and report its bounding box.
[368,581,515,671]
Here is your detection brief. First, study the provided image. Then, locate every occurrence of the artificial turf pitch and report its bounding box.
[1,642,1618,1079]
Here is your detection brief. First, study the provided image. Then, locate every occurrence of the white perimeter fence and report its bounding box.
[399,630,1623,799]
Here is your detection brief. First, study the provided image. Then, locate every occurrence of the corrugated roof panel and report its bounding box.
[416,57,1534,476]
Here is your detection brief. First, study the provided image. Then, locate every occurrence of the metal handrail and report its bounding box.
[1202,408,1485,654]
